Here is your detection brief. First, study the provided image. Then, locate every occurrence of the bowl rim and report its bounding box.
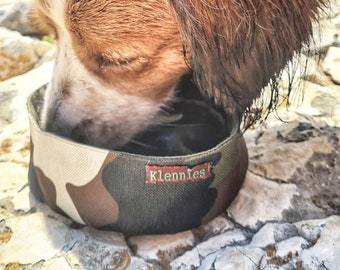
[27,87,241,162]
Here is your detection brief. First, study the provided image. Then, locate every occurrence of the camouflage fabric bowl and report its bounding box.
[27,87,248,236]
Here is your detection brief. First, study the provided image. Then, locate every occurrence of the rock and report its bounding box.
[288,81,340,127]
[0,88,16,128]
[0,119,30,166]
[275,236,309,258]
[211,217,340,270]
[41,257,72,270]
[282,194,328,224]
[64,228,131,270]
[129,221,245,268]
[0,220,12,245]
[244,120,340,219]
[323,46,340,84]
[196,229,248,258]
[10,185,31,213]
[197,252,220,270]
[128,230,195,263]
[0,162,28,199]
[170,248,201,270]
[214,246,266,270]
[247,124,334,182]
[298,223,323,243]
[193,215,235,240]
[0,213,144,269]
[0,213,76,264]
[249,223,299,248]
[290,129,340,216]
[0,59,53,124]
[0,60,53,216]
[0,0,36,35]
[297,216,340,270]
[313,7,340,49]
[0,27,53,81]
[227,172,299,229]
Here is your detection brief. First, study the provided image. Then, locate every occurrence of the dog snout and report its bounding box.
[43,103,125,148]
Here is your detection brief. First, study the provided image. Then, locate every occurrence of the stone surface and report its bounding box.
[0,27,52,81]
[228,172,300,229]
[0,59,53,127]
[0,1,339,270]
[0,213,75,263]
[323,46,340,84]
[128,231,196,263]
[0,0,35,35]
[297,216,340,270]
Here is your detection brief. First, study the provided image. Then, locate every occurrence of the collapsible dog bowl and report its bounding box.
[28,84,248,236]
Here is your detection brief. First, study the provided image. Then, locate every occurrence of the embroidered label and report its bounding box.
[146,162,212,184]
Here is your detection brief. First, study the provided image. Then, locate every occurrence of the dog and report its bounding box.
[33,0,326,149]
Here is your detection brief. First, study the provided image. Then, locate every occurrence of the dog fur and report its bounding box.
[34,0,326,148]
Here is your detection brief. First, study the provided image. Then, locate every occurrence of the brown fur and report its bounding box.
[169,0,325,114]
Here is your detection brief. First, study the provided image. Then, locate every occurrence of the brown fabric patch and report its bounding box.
[201,137,248,224]
[34,166,66,216]
[66,153,119,227]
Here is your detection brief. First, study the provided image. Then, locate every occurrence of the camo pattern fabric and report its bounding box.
[28,90,248,236]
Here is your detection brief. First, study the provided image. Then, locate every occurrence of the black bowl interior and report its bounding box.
[31,77,233,156]
[119,77,233,156]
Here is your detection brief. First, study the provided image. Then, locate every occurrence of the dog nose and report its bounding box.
[44,116,67,138]
[43,107,72,140]
[44,109,93,145]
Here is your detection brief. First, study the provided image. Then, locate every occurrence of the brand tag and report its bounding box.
[145,162,212,184]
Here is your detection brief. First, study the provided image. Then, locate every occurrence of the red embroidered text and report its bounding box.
[145,162,212,184]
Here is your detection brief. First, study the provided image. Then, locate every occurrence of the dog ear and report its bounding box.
[169,0,324,116]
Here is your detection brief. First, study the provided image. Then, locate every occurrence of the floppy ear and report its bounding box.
[169,0,325,116]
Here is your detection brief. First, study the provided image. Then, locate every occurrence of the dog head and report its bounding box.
[34,0,189,147]
[34,0,324,148]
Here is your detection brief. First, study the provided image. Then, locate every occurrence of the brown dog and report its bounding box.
[34,0,325,149]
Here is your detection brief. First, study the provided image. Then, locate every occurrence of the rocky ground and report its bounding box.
[0,1,340,269]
